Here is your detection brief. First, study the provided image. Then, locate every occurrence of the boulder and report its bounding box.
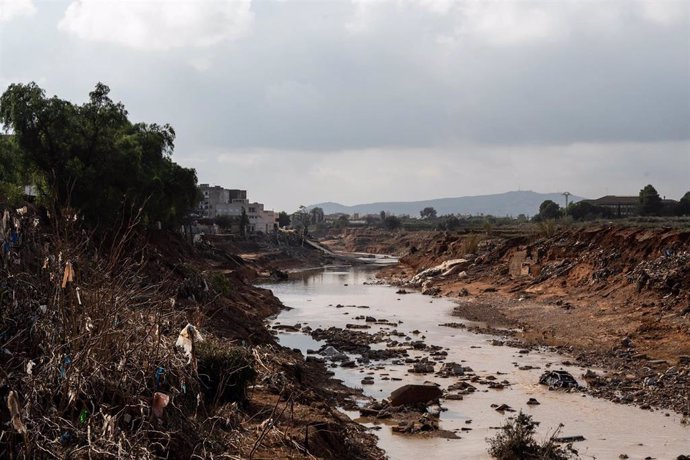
[389,384,443,407]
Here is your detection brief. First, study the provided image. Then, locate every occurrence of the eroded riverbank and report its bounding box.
[264,265,690,459]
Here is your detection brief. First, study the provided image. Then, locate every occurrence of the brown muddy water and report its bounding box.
[262,266,690,459]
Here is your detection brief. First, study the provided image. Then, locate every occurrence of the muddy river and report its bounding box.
[263,265,689,459]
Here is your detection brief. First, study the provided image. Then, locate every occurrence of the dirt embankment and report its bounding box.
[0,208,382,459]
[320,228,438,256]
[134,233,384,458]
[348,225,690,414]
[205,233,334,274]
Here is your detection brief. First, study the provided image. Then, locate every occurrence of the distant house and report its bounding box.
[582,195,678,218]
[581,196,640,217]
[197,184,277,233]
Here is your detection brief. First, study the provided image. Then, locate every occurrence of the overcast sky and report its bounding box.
[1,0,688,210]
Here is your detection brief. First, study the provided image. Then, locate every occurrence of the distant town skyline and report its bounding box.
[1,0,688,211]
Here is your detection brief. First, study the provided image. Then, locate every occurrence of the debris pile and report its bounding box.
[0,207,384,459]
[628,251,690,295]
[1,210,205,457]
[539,371,579,390]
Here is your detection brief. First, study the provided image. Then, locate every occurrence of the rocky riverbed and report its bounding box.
[266,266,690,459]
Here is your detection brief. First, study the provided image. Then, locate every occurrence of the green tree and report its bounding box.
[364,214,379,226]
[677,191,690,216]
[0,134,28,204]
[444,215,460,230]
[0,82,198,229]
[567,201,612,221]
[239,207,250,237]
[420,206,437,219]
[310,206,324,224]
[333,214,349,229]
[639,184,662,216]
[214,214,235,230]
[277,211,290,228]
[383,215,402,230]
[536,200,560,220]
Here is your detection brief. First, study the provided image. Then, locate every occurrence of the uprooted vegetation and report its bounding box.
[488,412,576,460]
[1,211,207,457]
[0,207,382,459]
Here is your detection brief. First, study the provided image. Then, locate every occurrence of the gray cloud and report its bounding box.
[0,0,688,210]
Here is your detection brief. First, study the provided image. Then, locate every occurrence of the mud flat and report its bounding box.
[265,266,690,459]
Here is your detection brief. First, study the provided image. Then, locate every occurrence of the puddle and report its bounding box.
[263,266,690,459]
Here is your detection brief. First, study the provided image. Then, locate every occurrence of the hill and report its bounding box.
[308,191,585,217]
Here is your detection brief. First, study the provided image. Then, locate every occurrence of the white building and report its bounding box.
[197,184,276,233]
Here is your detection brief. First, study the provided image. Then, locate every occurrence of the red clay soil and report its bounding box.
[377,226,690,362]
[341,225,690,413]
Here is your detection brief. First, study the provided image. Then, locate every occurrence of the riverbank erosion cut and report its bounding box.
[0,207,383,459]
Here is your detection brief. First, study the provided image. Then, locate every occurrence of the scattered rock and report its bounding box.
[493,403,515,413]
[438,362,465,377]
[390,384,443,407]
[410,362,435,374]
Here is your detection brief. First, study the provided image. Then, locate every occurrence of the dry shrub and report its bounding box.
[0,209,203,458]
[536,219,558,238]
[487,412,576,460]
[208,272,233,296]
[462,233,482,254]
[197,340,255,409]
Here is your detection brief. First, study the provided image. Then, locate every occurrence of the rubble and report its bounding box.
[539,370,579,389]
[408,258,469,287]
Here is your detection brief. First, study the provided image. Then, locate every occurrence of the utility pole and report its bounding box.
[562,191,571,210]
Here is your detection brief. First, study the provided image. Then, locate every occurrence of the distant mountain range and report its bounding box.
[307,191,585,217]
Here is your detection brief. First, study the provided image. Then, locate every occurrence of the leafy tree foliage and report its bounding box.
[677,191,690,216]
[383,215,402,230]
[333,214,349,229]
[0,134,28,203]
[535,200,561,221]
[239,207,250,237]
[420,206,437,219]
[214,214,235,230]
[567,201,612,221]
[310,206,324,224]
[277,211,290,228]
[443,215,461,230]
[538,200,561,220]
[638,184,662,216]
[0,82,198,228]
[364,214,379,225]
